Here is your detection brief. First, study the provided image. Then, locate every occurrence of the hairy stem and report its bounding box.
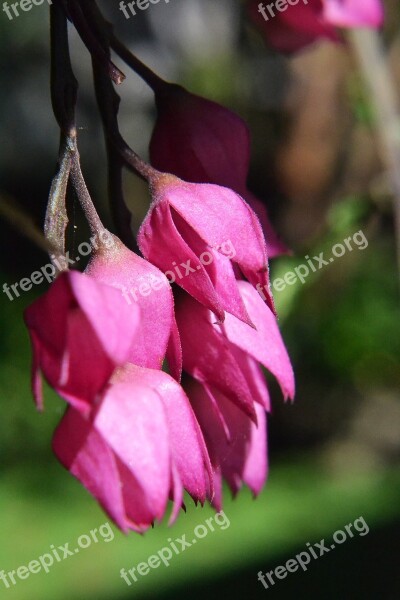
[44,136,72,262]
[47,0,77,262]
[69,145,107,237]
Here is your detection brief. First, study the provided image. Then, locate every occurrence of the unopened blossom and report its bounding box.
[24,269,140,415]
[138,174,275,323]
[248,0,384,54]
[185,379,267,510]
[176,281,295,421]
[53,365,212,533]
[85,233,181,379]
[150,84,288,257]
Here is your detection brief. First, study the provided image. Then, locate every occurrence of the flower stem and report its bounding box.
[110,35,168,94]
[69,145,107,238]
[350,28,400,277]
[50,1,78,136]
[44,136,72,263]
[66,0,125,85]
[0,195,58,255]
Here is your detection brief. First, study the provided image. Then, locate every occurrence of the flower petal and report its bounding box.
[221,281,295,400]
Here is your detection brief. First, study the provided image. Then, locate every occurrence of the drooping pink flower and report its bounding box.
[138,174,275,323]
[85,234,181,379]
[53,365,213,533]
[323,0,384,29]
[24,231,181,415]
[149,85,288,257]
[185,379,268,510]
[248,0,384,54]
[24,269,140,415]
[175,281,295,421]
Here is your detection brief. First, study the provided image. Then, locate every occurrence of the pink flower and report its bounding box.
[53,365,213,533]
[185,379,267,510]
[138,174,275,323]
[150,85,288,257]
[25,233,181,415]
[24,269,140,415]
[248,0,384,54]
[175,281,295,421]
[323,0,384,29]
[85,234,181,379]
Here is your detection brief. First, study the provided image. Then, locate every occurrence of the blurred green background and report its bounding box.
[0,1,399,599]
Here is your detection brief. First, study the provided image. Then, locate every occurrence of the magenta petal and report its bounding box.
[53,408,135,533]
[68,270,140,365]
[205,248,254,326]
[166,313,183,381]
[169,463,184,525]
[150,86,289,261]
[171,208,253,324]
[242,403,268,496]
[94,377,171,523]
[138,200,225,321]
[229,345,271,411]
[222,281,295,400]
[150,86,251,191]
[248,0,339,53]
[176,293,257,420]
[166,182,268,274]
[120,365,213,505]
[86,238,174,370]
[24,271,140,413]
[187,381,268,500]
[323,0,384,28]
[166,182,275,313]
[29,331,44,410]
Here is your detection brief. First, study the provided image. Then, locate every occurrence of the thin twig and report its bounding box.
[47,2,77,262]
[0,195,58,255]
[350,28,400,277]
[44,137,73,260]
[50,0,78,135]
[110,34,167,94]
[79,0,161,185]
[66,0,125,85]
[69,145,107,237]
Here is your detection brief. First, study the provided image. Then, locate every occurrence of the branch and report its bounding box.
[350,28,400,278]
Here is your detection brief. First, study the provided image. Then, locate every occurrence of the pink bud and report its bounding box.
[185,380,268,510]
[138,174,275,322]
[150,85,288,257]
[248,0,383,54]
[24,269,140,415]
[85,234,180,377]
[175,281,295,421]
[53,365,213,532]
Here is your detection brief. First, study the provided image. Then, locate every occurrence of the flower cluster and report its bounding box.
[25,100,295,532]
[23,0,388,534]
